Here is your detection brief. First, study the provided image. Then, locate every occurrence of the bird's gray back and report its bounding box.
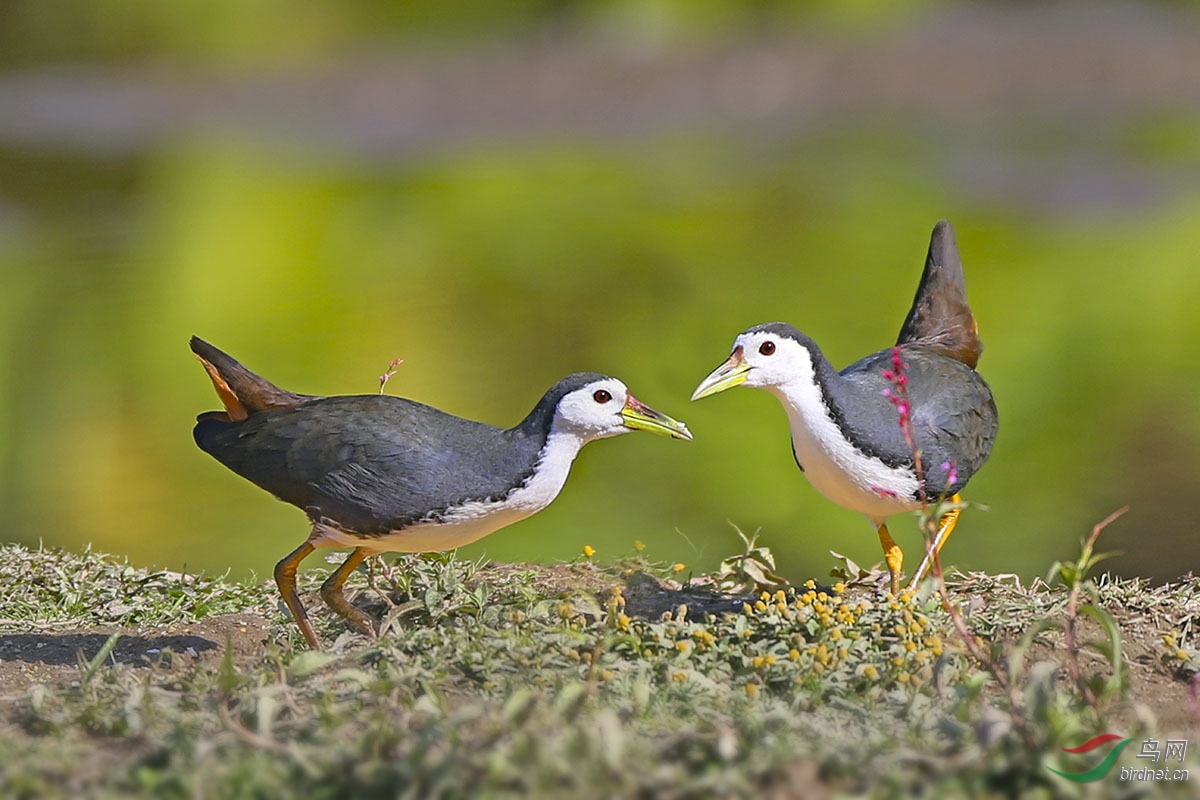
[832,346,997,497]
[194,395,546,533]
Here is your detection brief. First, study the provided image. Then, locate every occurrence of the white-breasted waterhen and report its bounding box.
[190,337,692,648]
[691,219,997,594]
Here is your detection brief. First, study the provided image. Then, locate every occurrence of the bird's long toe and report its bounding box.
[319,548,378,640]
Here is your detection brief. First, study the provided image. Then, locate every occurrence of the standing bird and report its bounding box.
[691,220,997,594]
[191,337,692,648]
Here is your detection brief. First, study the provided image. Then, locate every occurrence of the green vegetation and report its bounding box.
[2,539,1195,798]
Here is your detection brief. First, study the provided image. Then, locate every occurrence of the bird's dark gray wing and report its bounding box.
[194,395,544,533]
[837,346,997,497]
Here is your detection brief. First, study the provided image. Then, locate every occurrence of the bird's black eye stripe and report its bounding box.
[759,341,776,356]
[593,389,612,404]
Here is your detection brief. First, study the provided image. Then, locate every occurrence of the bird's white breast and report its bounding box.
[311,428,584,554]
[767,380,920,524]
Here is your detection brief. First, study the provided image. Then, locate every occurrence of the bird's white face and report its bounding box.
[691,329,814,400]
[555,378,693,442]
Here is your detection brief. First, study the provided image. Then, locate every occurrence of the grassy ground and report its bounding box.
[1,539,1198,799]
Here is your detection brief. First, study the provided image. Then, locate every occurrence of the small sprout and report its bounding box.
[378,358,404,394]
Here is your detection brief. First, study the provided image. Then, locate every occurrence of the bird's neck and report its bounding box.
[764,343,921,517]
[503,425,587,513]
[765,340,849,431]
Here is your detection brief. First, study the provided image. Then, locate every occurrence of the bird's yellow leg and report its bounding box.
[319,547,377,639]
[877,523,904,595]
[274,541,320,649]
[909,493,963,589]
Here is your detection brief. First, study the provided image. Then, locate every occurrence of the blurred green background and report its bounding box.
[2,0,1199,584]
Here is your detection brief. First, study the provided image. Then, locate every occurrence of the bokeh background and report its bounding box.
[2,0,1199,585]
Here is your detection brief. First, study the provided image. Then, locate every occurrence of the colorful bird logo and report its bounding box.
[1047,734,1135,782]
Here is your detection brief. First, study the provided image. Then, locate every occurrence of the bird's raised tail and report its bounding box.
[895,219,984,369]
[190,336,315,421]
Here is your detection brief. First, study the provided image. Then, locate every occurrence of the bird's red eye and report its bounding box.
[593,389,612,404]
[759,341,776,356]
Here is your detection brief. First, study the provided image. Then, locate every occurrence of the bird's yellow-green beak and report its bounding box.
[621,395,693,440]
[691,346,750,401]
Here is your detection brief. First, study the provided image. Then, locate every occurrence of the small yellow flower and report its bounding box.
[774,589,787,603]
[582,545,596,558]
[1163,633,1177,648]
[1178,649,1189,661]
[672,671,687,683]
[600,669,615,681]
[788,648,801,661]
[744,683,759,697]
[671,562,686,573]
[897,672,911,683]
[804,579,816,590]
[755,600,768,612]
[752,655,767,669]
[617,613,631,632]
[862,665,879,680]
[633,540,646,552]
[676,640,691,652]
[833,582,845,594]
